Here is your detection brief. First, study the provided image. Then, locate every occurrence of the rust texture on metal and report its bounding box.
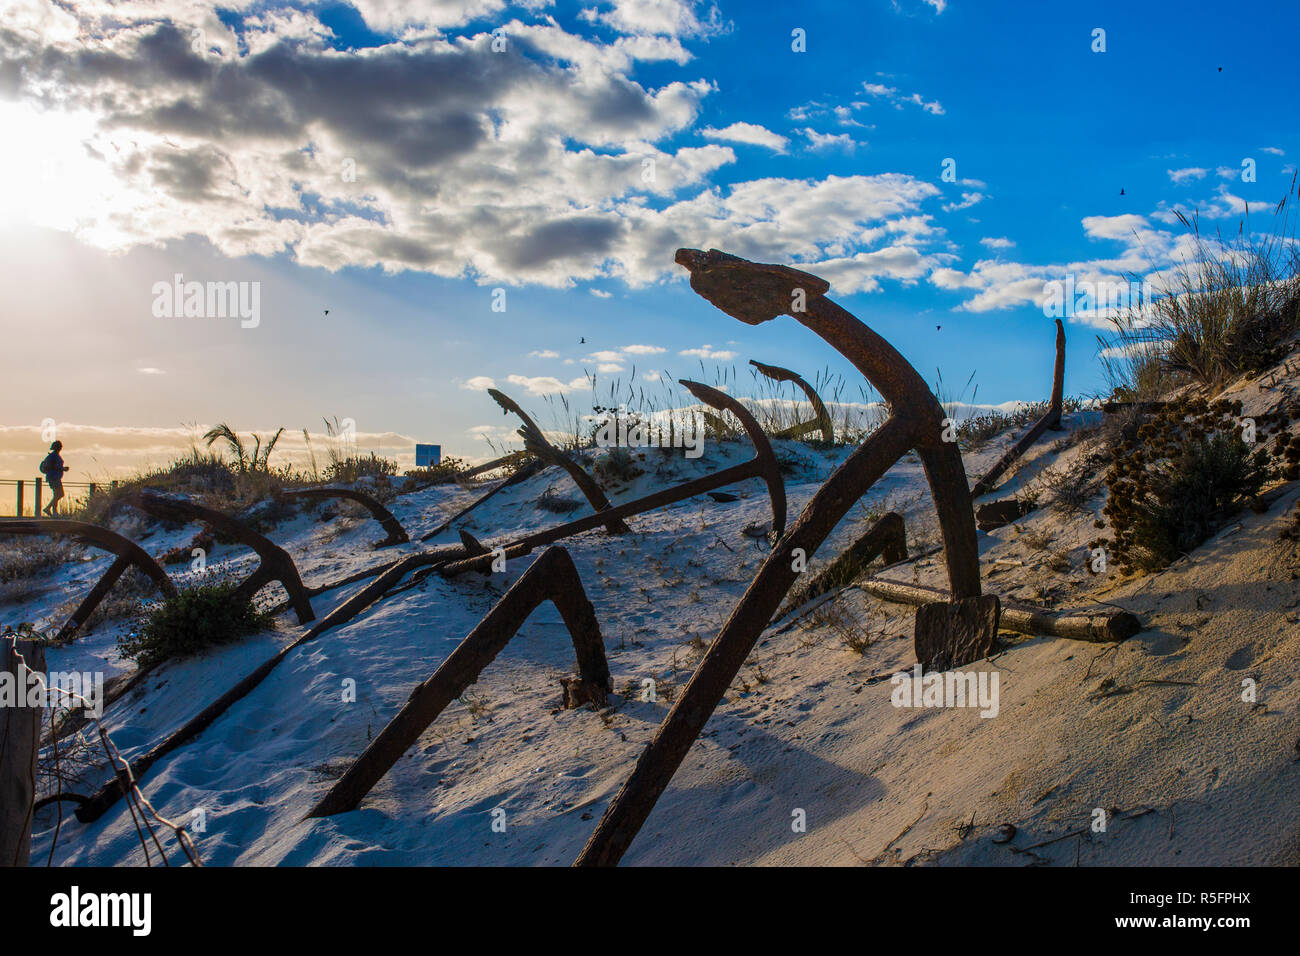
[573,248,986,866]
[306,546,610,818]
[749,359,834,443]
[915,594,1002,672]
[283,487,408,547]
[0,518,179,642]
[124,491,315,624]
[970,318,1067,499]
[488,388,630,535]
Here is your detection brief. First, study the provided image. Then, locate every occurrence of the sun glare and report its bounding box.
[0,99,131,235]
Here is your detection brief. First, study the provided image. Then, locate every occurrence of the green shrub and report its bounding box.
[401,456,470,492]
[1096,397,1278,572]
[118,583,272,669]
[324,452,398,484]
[592,447,643,485]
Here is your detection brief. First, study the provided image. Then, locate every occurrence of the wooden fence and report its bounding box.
[0,479,118,517]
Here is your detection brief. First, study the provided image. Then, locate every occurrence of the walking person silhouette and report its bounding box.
[40,440,69,516]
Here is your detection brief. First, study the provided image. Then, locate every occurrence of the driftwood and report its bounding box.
[489,388,630,535]
[0,518,179,642]
[283,487,408,547]
[969,319,1066,499]
[750,359,834,443]
[574,248,987,867]
[124,491,315,624]
[976,498,1035,531]
[420,458,544,541]
[859,578,1141,643]
[306,546,610,817]
[74,545,469,823]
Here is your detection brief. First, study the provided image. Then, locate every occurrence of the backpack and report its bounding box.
[39,453,57,477]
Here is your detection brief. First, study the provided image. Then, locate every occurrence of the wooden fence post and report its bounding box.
[34,479,42,517]
[1,634,46,866]
[15,481,22,518]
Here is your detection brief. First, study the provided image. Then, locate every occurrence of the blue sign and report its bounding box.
[415,444,441,468]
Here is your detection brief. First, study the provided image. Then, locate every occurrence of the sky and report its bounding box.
[0,0,1297,484]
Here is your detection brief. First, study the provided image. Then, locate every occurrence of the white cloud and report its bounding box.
[528,349,560,358]
[800,128,859,152]
[0,9,965,300]
[979,237,1015,249]
[582,0,727,39]
[680,345,735,360]
[462,375,498,390]
[1167,167,1208,184]
[700,121,788,153]
[505,374,590,395]
[623,343,666,354]
[589,289,613,298]
[927,211,1199,325]
[942,191,985,212]
[860,82,944,115]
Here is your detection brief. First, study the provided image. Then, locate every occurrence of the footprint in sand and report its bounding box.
[1224,645,1255,670]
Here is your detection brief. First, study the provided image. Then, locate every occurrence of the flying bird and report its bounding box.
[323,309,330,316]
[580,336,585,344]
[1120,188,1125,196]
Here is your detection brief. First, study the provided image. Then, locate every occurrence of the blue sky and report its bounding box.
[0,0,1296,477]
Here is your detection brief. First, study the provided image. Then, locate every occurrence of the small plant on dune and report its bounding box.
[203,422,285,473]
[400,456,468,492]
[323,451,398,484]
[1101,175,1300,396]
[1093,397,1290,572]
[593,446,643,485]
[117,582,273,669]
[809,600,875,654]
[536,486,583,513]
